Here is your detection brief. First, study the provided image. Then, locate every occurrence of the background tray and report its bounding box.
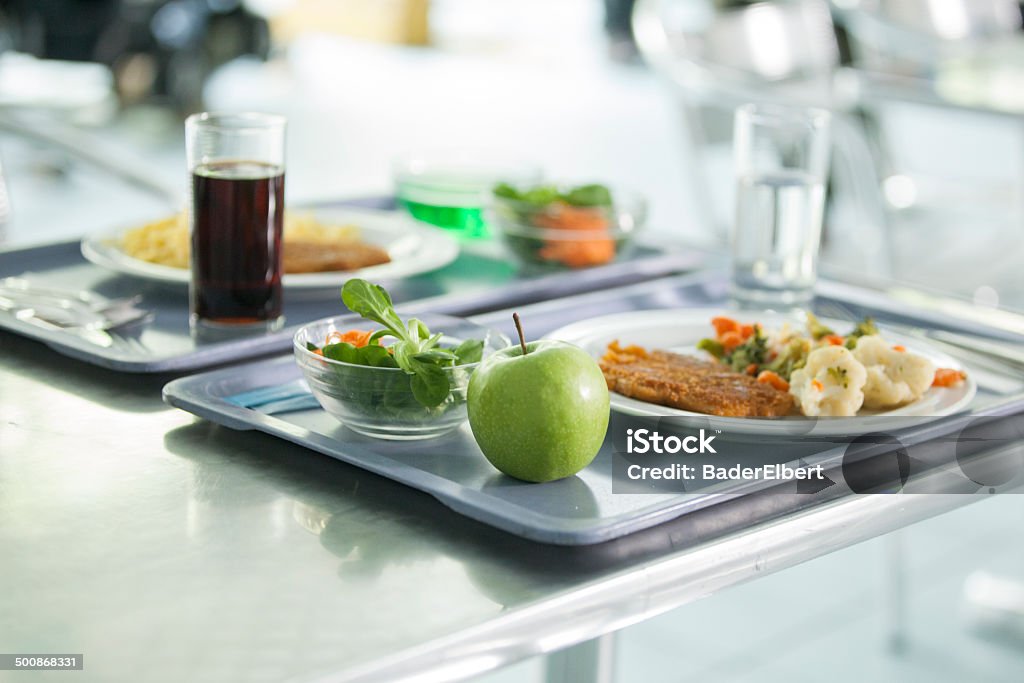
[0,198,702,372]
[163,272,1024,545]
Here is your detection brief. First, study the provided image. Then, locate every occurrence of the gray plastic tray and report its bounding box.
[0,199,701,372]
[163,272,1024,545]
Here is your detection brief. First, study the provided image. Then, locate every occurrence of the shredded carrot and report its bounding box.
[533,205,608,231]
[757,370,790,392]
[745,363,759,376]
[720,330,744,351]
[823,334,845,346]
[933,368,966,387]
[538,238,615,268]
[313,348,323,356]
[534,205,615,268]
[892,344,906,352]
[812,379,824,392]
[326,329,374,348]
[711,316,740,338]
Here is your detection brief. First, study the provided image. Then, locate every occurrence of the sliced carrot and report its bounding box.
[933,368,966,387]
[892,344,906,352]
[720,330,744,351]
[757,370,790,392]
[606,340,648,357]
[745,363,759,376]
[711,316,740,338]
[602,340,648,364]
[739,324,755,340]
[313,348,324,356]
[812,379,824,392]
[823,334,844,346]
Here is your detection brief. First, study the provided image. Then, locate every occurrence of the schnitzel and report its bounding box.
[599,341,795,418]
[283,240,391,273]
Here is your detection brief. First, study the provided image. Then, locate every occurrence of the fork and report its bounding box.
[0,278,154,331]
[0,278,142,313]
[0,294,153,331]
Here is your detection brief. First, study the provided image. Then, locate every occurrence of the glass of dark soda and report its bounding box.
[185,112,286,334]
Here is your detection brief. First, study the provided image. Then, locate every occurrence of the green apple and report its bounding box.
[467,339,610,483]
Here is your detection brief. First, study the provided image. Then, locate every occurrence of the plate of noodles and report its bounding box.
[80,207,459,289]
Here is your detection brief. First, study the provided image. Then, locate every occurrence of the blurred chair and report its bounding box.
[632,0,893,275]
[0,157,8,245]
[834,0,1024,116]
[836,0,1023,72]
[0,0,270,114]
[834,0,1024,228]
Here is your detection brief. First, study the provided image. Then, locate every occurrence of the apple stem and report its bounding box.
[513,312,529,355]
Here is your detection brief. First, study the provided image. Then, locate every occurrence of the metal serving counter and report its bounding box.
[3,42,1024,682]
[3,286,1021,682]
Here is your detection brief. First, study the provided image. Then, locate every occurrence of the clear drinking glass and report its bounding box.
[731,103,831,308]
[186,112,286,334]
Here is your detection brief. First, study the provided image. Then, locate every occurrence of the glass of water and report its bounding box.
[731,103,831,308]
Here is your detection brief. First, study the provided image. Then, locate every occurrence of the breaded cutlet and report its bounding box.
[600,342,795,418]
[283,241,391,274]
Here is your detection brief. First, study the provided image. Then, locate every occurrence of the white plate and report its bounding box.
[80,208,459,290]
[546,308,977,437]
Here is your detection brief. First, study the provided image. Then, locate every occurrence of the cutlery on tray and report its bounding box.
[0,278,154,333]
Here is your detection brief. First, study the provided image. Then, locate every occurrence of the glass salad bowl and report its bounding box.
[294,313,510,440]
[488,185,647,269]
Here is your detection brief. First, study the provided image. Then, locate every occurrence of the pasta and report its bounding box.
[121,214,190,269]
[119,212,363,269]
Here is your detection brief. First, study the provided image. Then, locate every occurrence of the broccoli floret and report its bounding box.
[767,337,811,381]
[806,312,834,341]
[697,338,726,360]
[726,325,769,374]
[845,317,879,349]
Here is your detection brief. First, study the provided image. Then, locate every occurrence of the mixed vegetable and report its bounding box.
[697,313,965,395]
[697,318,798,391]
[804,312,880,349]
[305,279,484,408]
[491,182,618,268]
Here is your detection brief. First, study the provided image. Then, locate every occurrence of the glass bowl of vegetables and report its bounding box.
[488,182,647,269]
[294,280,510,440]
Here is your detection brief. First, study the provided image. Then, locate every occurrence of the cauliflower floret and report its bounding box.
[852,335,934,409]
[789,346,867,417]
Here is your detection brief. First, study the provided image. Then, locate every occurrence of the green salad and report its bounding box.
[492,182,614,208]
[305,279,484,410]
